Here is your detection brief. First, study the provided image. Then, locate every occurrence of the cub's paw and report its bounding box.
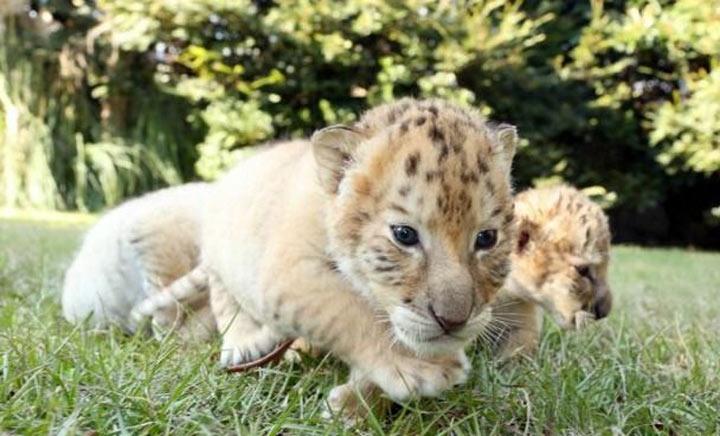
[283,337,321,363]
[129,293,181,333]
[374,351,470,401]
[574,310,596,329]
[219,326,283,368]
[322,383,365,425]
[322,380,383,426]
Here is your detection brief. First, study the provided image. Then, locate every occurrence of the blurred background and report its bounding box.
[0,0,718,247]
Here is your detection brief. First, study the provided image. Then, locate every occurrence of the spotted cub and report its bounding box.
[200,98,518,405]
[488,185,612,358]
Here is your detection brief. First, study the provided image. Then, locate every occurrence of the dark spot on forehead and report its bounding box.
[443,201,452,216]
[460,172,478,184]
[458,152,468,169]
[405,152,420,176]
[388,110,398,124]
[448,126,467,152]
[438,144,449,163]
[398,185,410,197]
[415,116,427,126]
[425,171,437,183]
[503,211,514,225]
[485,178,495,195]
[477,154,489,174]
[458,191,471,209]
[438,144,450,164]
[429,124,445,144]
[399,120,410,134]
[390,203,409,214]
[428,105,439,117]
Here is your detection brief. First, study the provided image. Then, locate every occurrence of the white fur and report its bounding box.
[61,183,209,332]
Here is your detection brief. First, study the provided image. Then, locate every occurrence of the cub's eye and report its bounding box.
[575,265,592,280]
[391,225,420,246]
[475,229,498,250]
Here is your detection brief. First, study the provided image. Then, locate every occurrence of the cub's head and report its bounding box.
[508,185,612,330]
[312,99,517,356]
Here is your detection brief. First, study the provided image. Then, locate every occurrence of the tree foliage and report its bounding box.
[0,0,718,246]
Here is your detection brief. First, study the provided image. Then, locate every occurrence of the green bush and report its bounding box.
[0,0,718,246]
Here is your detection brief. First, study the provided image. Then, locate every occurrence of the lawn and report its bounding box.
[1,216,719,434]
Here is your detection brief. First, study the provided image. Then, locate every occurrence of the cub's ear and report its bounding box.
[492,123,518,175]
[515,217,537,255]
[311,125,364,193]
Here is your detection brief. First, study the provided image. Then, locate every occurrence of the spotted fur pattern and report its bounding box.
[322,99,517,355]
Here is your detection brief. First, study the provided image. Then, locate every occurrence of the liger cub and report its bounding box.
[488,185,613,358]
[200,99,518,404]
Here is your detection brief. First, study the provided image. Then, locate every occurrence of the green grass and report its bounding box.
[1,218,719,434]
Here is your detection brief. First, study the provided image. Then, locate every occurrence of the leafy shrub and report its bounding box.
[0,0,718,246]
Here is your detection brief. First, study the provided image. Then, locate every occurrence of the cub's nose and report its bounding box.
[429,304,469,334]
[592,294,612,319]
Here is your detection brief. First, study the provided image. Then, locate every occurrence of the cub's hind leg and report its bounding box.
[126,210,203,332]
[176,302,217,342]
[130,265,211,337]
[208,271,286,367]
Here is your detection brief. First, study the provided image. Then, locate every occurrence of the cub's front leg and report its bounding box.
[208,271,286,367]
[359,348,470,401]
[325,349,469,421]
[250,267,470,405]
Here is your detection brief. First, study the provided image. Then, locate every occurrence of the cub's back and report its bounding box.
[201,140,320,299]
